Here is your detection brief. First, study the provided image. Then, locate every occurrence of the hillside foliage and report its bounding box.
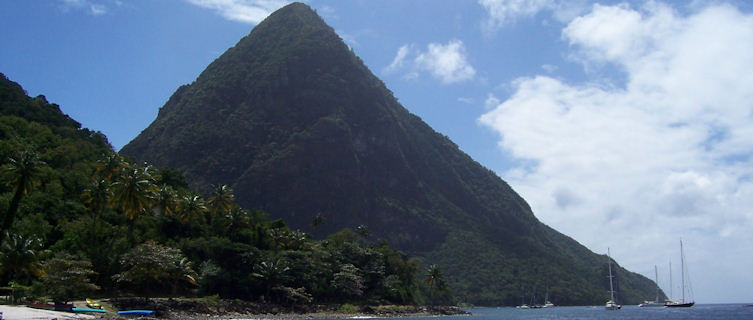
[0,72,450,305]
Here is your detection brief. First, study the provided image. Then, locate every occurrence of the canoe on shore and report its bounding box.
[73,307,107,313]
[118,309,155,315]
[26,302,55,310]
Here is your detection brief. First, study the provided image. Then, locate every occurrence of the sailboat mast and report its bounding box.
[654,265,659,302]
[608,248,615,301]
[680,240,685,303]
[669,260,673,301]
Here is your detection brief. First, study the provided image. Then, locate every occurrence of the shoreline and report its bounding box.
[2,299,470,320]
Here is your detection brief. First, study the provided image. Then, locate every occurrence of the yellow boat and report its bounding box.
[85,298,102,309]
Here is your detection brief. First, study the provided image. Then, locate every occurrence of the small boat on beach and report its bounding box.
[26,302,74,312]
[73,307,107,313]
[25,302,55,310]
[118,309,156,316]
[86,298,102,309]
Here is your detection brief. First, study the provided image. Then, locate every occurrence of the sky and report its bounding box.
[2,0,753,304]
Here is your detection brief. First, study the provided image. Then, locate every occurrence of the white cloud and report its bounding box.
[385,40,476,84]
[415,40,476,84]
[59,0,110,16]
[541,64,558,73]
[479,0,588,30]
[479,0,553,28]
[184,0,289,24]
[479,2,753,302]
[484,93,500,109]
[384,45,413,74]
[458,97,475,104]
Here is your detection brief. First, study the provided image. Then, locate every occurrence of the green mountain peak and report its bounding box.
[120,3,658,305]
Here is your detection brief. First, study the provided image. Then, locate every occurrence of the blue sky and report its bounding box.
[2,0,753,304]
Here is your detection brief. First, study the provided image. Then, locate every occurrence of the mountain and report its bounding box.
[120,2,660,305]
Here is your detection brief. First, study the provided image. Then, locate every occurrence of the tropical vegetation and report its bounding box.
[0,72,448,305]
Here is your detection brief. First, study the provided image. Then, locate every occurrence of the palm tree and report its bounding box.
[252,259,290,301]
[424,264,447,305]
[206,184,235,224]
[110,165,157,241]
[1,149,44,236]
[81,179,111,219]
[94,153,124,180]
[171,257,198,295]
[152,185,178,217]
[178,194,207,224]
[224,206,250,235]
[0,232,43,283]
[110,165,156,221]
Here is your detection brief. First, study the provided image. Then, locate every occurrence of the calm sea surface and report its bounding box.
[338,305,753,320]
[455,305,753,319]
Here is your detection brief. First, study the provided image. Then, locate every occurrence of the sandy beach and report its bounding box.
[0,305,96,320]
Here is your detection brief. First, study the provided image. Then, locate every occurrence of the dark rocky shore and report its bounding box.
[100,297,470,319]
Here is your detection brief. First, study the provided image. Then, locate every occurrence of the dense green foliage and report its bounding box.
[0,72,444,305]
[121,2,662,305]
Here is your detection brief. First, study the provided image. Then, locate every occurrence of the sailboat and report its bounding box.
[666,240,694,307]
[542,288,555,308]
[639,265,665,307]
[605,248,621,310]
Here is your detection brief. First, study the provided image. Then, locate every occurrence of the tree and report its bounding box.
[207,184,235,215]
[110,165,156,242]
[424,264,448,305]
[224,206,251,237]
[39,252,99,304]
[1,149,44,236]
[110,165,156,221]
[356,224,370,239]
[0,232,43,284]
[252,259,290,301]
[311,212,325,230]
[152,185,178,217]
[81,178,110,219]
[113,240,196,298]
[170,257,198,294]
[93,153,123,180]
[331,263,364,298]
[178,194,206,223]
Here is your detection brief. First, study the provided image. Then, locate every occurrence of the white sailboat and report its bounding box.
[605,248,621,310]
[542,288,554,308]
[639,265,665,307]
[666,240,694,307]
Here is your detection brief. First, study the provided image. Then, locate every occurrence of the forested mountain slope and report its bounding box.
[121,2,660,305]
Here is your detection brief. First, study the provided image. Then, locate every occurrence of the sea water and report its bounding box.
[460,305,753,319]
[337,304,753,320]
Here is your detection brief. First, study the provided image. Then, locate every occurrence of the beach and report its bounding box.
[0,305,95,320]
[0,302,468,320]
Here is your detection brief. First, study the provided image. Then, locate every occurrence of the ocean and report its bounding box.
[379,304,753,320]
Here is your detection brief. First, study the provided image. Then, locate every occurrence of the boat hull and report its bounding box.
[73,307,107,313]
[118,310,156,315]
[605,300,621,310]
[666,302,695,308]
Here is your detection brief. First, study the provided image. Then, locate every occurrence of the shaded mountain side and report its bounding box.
[120,2,661,305]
